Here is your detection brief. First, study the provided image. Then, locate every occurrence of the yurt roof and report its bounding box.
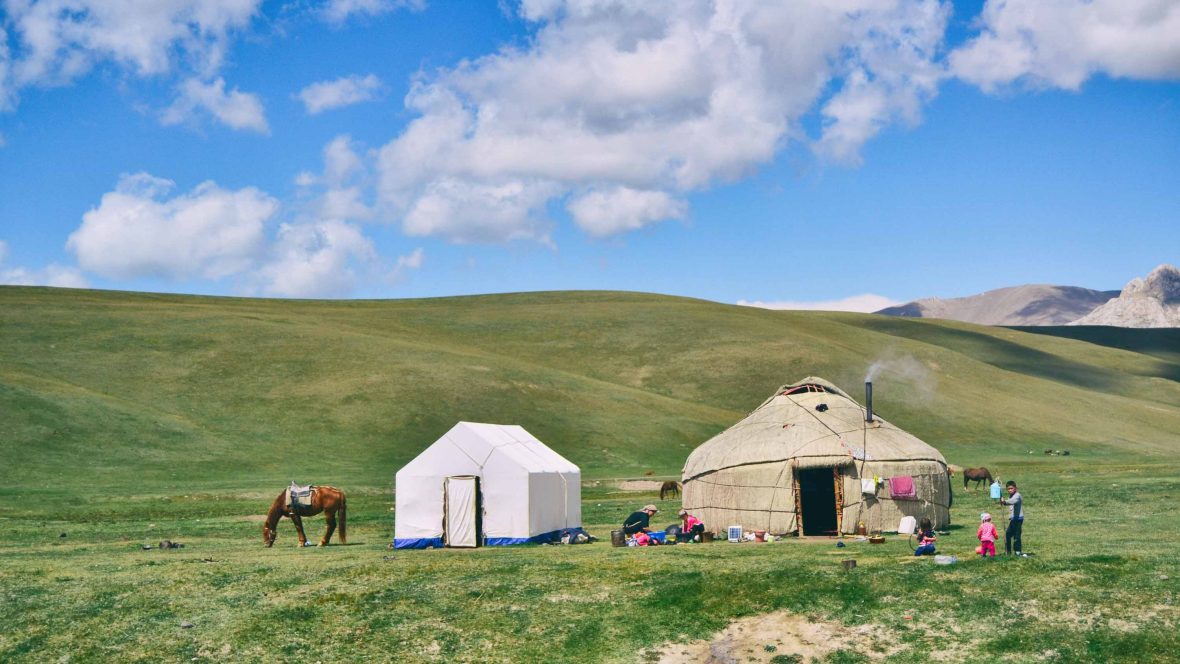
[683,376,946,480]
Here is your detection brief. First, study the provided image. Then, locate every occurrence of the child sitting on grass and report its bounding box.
[977,512,998,558]
[913,517,937,556]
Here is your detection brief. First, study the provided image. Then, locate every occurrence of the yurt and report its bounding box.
[394,422,582,548]
[681,377,950,536]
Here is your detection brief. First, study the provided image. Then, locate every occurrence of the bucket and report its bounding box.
[897,516,916,535]
[701,532,714,543]
[610,529,626,548]
[754,530,767,543]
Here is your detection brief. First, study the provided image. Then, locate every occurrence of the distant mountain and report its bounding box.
[876,285,1118,326]
[1069,264,1180,328]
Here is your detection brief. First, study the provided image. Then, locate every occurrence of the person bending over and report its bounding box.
[678,509,705,542]
[623,504,658,536]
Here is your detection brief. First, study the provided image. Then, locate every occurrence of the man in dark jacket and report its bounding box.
[623,504,658,535]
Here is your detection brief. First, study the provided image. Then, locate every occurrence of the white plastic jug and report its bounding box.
[897,515,916,535]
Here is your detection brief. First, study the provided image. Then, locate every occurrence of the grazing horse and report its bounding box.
[660,481,681,501]
[262,485,347,547]
[962,467,994,491]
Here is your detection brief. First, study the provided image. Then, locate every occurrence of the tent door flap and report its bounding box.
[797,467,839,536]
[444,476,480,548]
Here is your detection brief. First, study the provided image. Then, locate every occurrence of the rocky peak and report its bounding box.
[1069,264,1180,328]
[1125,264,1180,304]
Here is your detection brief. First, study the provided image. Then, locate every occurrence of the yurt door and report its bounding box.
[798,468,839,536]
[443,476,481,547]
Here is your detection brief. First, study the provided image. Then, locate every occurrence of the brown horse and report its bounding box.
[660,481,681,501]
[962,467,994,490]
[262,485,347,547]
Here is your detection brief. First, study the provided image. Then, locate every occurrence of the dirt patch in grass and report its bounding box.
[655,610,895,663]
[615,480,665,491]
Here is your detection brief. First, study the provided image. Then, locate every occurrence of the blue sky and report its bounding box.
[1,0,1177,309]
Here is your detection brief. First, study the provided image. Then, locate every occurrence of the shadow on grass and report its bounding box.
[850,319,1131,392]
[1014,326,1180,381]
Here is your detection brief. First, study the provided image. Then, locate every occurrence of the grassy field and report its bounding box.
[2,286,1179,662]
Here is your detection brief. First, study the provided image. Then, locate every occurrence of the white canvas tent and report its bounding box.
[394,422,582,548]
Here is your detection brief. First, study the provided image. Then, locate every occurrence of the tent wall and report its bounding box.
[841,461,951,534]
[682,459,950,536]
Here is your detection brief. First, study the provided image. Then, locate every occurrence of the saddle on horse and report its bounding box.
[286,481,315,514]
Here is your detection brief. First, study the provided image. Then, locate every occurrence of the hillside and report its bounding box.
[876,284,1118,325]
[3,286,1179,490]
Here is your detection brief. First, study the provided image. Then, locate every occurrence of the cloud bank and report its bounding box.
[950,0,1180,91]
[738,294,902,313]
[374,0,950,245]
[66,173,278,281]
[0,0,263,127]
[0,240,89,288]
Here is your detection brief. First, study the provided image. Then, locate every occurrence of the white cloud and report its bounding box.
[66,172,278,280]
[376,0,952,243]
[0,27,12,111]
[567,187,685,237]
[295,135,374,222]
[401,178,559,244]
[251,224,424,299]
[738,294,902,313]
[395,246,424,271]
[321,0,425,24]
[247,135,419,297]
[1,1,260,98]
[0,240,89,288]
[298,74,384,114]
[950,0,1180,92]
[162,77,269,133]
[254,220,378,297]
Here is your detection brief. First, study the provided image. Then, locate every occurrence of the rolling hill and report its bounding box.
[3,286,1179,490]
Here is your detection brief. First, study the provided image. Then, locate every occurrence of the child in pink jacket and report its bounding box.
[977,512,998,558]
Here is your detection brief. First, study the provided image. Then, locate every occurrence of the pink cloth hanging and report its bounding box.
[889,476,917,499]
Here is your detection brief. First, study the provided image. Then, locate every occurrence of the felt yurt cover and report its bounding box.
[682,377,950,535]
[394,422,582,548]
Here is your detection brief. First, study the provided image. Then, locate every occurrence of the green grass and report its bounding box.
[2,286,1179,661]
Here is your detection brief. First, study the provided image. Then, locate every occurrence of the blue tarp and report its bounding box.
[393,527,589,549]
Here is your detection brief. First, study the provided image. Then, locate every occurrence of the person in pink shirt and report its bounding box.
[977,512,998,558]
[678,509,706,543]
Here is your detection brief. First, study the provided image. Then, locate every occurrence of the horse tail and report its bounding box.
[338,492,347,544]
